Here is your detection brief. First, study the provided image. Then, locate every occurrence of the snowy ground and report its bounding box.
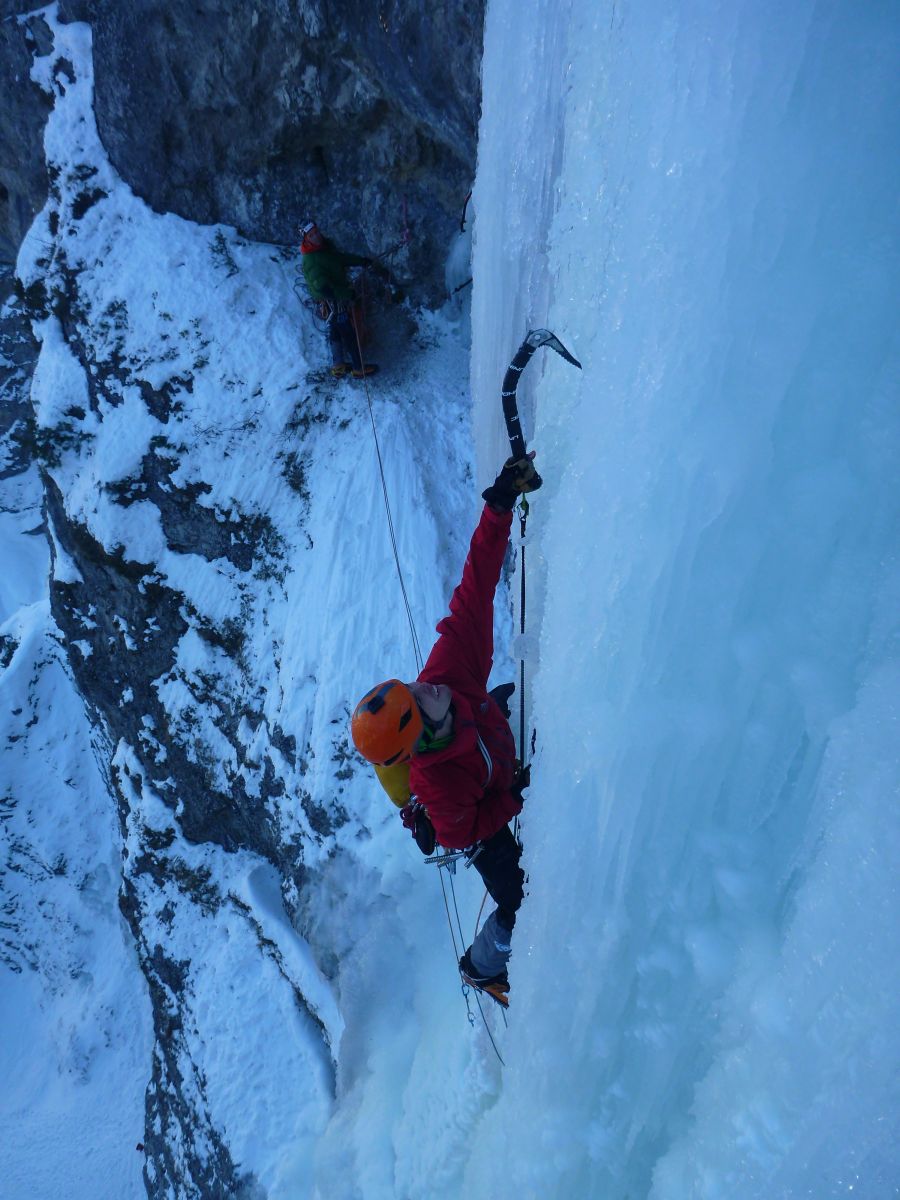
[3,8,478,1197]
[2,1,898,1198]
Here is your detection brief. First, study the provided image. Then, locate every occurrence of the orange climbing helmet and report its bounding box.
[350,679,424,766]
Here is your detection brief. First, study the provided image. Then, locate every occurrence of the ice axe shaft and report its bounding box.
[501,329,582,460]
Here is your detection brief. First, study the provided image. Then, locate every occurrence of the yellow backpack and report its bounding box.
[374,761,411,808]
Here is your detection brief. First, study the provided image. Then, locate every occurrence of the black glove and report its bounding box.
[488,682,515,718]
[482,452,542,512]
[511,762,531,803]
[399,801,436,856]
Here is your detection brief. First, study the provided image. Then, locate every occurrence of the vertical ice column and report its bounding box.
[469,0,569,492]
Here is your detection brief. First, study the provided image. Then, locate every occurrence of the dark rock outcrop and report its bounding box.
[48,0,484,300]
[0,10,52,264]
[0,267,40,476]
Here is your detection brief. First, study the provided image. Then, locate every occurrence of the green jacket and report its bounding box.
[301,241,370,303]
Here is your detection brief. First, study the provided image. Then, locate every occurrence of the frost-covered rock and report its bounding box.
[0,0,487,301]
[0,11,52,263]
[4,12,474,1196]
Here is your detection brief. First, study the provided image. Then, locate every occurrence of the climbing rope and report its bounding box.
[513,497,530,843]
[517,499,529,762]
[432,788,506,1060]
[350,313,424,675]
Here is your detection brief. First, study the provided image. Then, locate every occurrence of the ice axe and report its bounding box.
[501,329,582,463]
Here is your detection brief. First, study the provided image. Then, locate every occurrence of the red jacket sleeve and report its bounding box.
[420,504,512,691]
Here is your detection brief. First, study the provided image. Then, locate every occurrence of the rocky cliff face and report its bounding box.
[3,0,484,301]
[1,7,475,1195]
[0,10,52,264]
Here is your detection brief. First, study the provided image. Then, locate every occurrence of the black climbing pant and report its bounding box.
[467,824,524,931]
[328,306,362,370]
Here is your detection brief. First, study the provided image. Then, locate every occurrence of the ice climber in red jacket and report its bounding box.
[350,455,540,1003]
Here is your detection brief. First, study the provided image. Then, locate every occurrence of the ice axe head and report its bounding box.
[525,329,582,369]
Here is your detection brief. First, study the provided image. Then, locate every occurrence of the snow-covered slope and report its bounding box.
[2,1,898,1198]
[3,9,478,1197]
[0,348,151,1198]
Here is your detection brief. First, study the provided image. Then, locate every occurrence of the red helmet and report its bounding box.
[300,220,324,253]
[350,679,423,766]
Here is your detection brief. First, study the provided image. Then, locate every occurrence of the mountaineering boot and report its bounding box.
[351,364,379,378]
[459,950,510,1008]
[330,362,350,377]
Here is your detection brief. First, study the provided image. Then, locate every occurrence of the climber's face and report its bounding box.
[407,681,452,726]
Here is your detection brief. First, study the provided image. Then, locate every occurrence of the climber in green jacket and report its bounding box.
[300,221,378,378]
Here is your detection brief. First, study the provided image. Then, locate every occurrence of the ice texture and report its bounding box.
[467,0,900,1197]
